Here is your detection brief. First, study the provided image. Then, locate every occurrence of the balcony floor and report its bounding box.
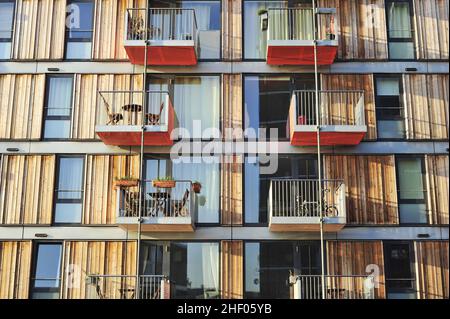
[290,126,367,146]
[124,42,197,65]
[267,40,338,65]
[117,217,195,232]
[96,125,173,146]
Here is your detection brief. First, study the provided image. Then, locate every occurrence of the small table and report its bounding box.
[147,192,171,217]
[122,104,143,112]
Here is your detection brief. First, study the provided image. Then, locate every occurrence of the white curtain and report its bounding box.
[174,76,220,138]
[0,2,14,39]
[58,157,83,199]
[388,2,412,38]
[201,243,219,298]
[47,77,73,117]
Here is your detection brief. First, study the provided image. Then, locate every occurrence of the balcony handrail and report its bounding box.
[290,89,366,126]
[267,7,337,42]
[125,8,198,42]
[98,90,171,127]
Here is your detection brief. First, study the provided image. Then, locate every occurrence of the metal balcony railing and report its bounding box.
[268,179,345,218]
[117,180,196,219]
[290,90,365,127]
[267,8,336,42]
[292,275,375,299]
[125,8,198,42]
[86,275,168,299]
[98,90,170,127]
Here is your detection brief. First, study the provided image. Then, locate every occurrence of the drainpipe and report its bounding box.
[312,0,326,300]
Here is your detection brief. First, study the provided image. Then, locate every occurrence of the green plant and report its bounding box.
[153,176,174,182]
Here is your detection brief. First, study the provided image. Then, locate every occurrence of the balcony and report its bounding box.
[268,179,346,232]
[124,8,198,65]
[95,90,174,146]
[291,275,375,299]
[287,90,367,146]
[266,8,338,65]
[86,275,169,299]
[115,180,196,232]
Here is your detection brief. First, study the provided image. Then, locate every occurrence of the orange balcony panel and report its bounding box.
[96,131,173,146]
[267,44,338,65]
[290,130,366,146]
[124,44,197,66]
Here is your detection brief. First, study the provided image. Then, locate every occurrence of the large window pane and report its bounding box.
[0,1,14,59]
[397,157,427,224]
[375,77,405,139]
[170,242,219,299]
[43,76,74,139]
[31,243,62,299]
[65,1,94,59]
[384,242,416,299]
[386,1,414,59]
[54,157,84,224]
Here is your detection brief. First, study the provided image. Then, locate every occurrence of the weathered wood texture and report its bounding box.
[221,156,243,225]
[62,241,137,299]
[425,155,449,225]
[413,0,449,60]
[0,155,55,225]
[0,241,32,299]
[415,241,449,299]
[321,74,377,140]
[72,74,143,139]
[327,240,386,299]
[221,240,243,299]
[324,155,398,224]
[0,74,45,140]
[319,0,388,60]
[83,155,139,224]
[222,0,242,61]
[403,74,449,140]
[12,0,66,59]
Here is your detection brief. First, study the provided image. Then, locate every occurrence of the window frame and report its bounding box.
[0,0,16,60]
[374,74,406,140]
[395,155,428,225]
[42,74,75,141]
[385,0,416,61]
[52,155,86,225]
[29,242,63,299]
[64,0,95,60]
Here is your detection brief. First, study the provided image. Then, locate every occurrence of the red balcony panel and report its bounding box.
[96,131,173,146]
[290,130,366,146]
[267,44,338,65]
[124,44,197,66]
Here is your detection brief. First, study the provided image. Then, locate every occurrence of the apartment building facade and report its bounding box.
[0,0,448,300]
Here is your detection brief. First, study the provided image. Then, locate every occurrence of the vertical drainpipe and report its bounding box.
[312,0,326,299]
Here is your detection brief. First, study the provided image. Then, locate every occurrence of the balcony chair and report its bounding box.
[170,189,190,217]
[145,102,165,125]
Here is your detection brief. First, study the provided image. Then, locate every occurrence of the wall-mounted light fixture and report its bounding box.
[34,233,49,238]
[6,148,19,152]
[47,68,60,72]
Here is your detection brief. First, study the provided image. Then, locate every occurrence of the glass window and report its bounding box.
[43,76,74,139]
[384,242,416,299]
[150,0,221,60]
[245,155,317,224]
[145,157,220,223]
[148,75,220,139]
[0,1,14,59]
[54,156,85,224]
[396,157,427,224]
[170,242,220,299]
[245,241,320,299]
[375,76,405,139]
[386,0,414,59]
[30,243,62,299]
[244,75,314,140]
[65,0,94,59]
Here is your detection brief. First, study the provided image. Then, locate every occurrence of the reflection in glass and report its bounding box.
[31,244,62,299]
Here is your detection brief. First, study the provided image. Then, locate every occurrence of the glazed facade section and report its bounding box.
[0,0,448,299]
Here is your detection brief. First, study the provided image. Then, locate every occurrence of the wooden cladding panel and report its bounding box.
[0,241,32,299]
[83,155,139,225]
[403,74,449,140]
[321,74,376,140]
[0,74,45,140]
[415,241,449,299]
[222,74,243,134]
[324,155,398,225]
[0,155,55,225]
[222,0,242,61]
[221,241,243,299]
[425,155,449,225]
[62,241,137,299]
[72,74,143,139]
[327,241,386,299]
[319,0,388,60]
[413,0,449,60]
[12,0,66,59]
[221,156,243,226]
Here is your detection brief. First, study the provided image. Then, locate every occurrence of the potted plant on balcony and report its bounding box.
[258,9,269,31]
[152,176,176,189]
[192,181,202,194]
[114,176,139,188]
